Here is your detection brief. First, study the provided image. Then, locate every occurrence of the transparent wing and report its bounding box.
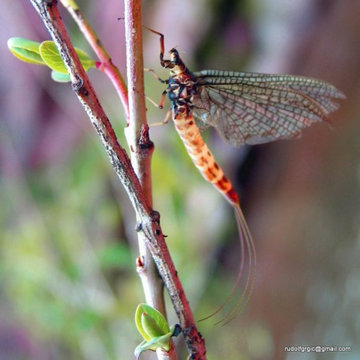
[192,69,345,146]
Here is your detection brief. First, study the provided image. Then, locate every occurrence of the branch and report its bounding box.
[27,0,206,358]
[123,0,167,322]
[60,0,129,119]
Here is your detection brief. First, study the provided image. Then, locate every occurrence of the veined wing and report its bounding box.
[192,70,345,146]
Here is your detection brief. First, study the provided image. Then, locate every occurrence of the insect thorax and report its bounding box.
[167,71,198,117]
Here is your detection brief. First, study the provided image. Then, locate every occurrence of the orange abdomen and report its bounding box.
[173,111,239,205]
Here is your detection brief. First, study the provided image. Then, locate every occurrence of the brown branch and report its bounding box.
[123,0,167,325]
[27,0,206,358]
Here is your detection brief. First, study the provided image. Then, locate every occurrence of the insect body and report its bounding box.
[149,29,344,323]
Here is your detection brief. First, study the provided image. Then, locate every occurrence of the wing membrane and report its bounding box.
[192,70,345,146]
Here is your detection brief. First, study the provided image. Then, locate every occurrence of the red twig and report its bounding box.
[60,0,129,119]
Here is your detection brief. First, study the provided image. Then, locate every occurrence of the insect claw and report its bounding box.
[150,210,160,223]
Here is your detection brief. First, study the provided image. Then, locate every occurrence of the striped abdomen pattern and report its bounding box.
[173,109,239,205]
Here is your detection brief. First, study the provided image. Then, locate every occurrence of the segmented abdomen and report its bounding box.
[173,110,239,205]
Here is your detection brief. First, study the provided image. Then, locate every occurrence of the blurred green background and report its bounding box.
[1,1,360,359]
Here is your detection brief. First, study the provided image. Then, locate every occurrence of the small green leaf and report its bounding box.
[7,37,45,65]
[73,47,96,70]
[141,312,165,339]
[39,41,96,74]
[51,71,71,83]
[39,41,67,73]
[135,304,170,341]
[134,333,173,359]
[134,340,149,359]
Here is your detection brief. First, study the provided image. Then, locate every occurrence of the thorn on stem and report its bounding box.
[139,124,154,150]
[136,256,145,268]
[135,222,142,232]
[150,210,160,223]
[72,75,84,92]
[172,324,182,337]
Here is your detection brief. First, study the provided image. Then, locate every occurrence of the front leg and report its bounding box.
[149,110,172,127]
[144,68,168,84]
[144,27,169,68]
[146,89,167,110]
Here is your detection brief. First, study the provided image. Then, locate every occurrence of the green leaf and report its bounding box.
[51,71,71,83]
[141,312,165,339]
[7,37,45,65]
[134,332,173,359]
[73,47,96,70]
[39,41,96,74]
[135,304,170,341]
[134,340,149,359]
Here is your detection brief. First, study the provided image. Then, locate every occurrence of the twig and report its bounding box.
[60,0,129,119]
[28,0,206,358]
[156,345,177,360]
[123,0,167,325]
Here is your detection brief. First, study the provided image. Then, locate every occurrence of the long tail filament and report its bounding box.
[199,202,256,325]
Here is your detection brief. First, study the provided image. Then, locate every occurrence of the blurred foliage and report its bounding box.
[1,139,139,358]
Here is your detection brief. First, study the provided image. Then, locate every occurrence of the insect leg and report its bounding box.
[147,90,170,127]
[144,68,167,84]
[149,110,172,127]
[144,26,170,68]
[146,89,167,109]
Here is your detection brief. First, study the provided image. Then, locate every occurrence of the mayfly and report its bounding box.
[146,28,344,323]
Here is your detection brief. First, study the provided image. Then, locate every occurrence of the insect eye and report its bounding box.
[169,48,179,63]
